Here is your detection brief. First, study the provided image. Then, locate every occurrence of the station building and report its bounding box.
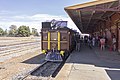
[65,0,120,52]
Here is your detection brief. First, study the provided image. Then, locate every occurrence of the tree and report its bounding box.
[3,29,8,36]
[32,28,39,36]
[17,25,30,37]
[0,28,4,36]
[9,25,17,36]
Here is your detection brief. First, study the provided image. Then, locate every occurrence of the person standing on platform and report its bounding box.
[88,36,92,49]
[75,33,80,51]
[112,35,116,51]
[105,36,108,48]
[92,36,95,47]
[100,37,105,50]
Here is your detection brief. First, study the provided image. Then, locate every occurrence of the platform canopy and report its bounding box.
[65,0,119,33]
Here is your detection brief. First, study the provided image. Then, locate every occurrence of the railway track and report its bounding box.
[0,41,40,51]
[0,41,41,62]
[0,42,40,55]
[17,61,62,80]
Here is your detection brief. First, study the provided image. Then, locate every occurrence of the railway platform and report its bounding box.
[54,44,120,80]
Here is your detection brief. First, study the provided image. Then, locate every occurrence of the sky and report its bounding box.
[0,0,92,32]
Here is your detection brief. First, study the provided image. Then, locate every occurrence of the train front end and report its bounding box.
[41,20,69,62]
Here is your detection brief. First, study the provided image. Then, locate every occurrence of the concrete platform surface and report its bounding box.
[54,45,120,80]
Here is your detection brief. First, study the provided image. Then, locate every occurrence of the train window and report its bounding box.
[43,33,47,40]
[62,36,67,41]
[61,33,67,41]
[50,32,58,41]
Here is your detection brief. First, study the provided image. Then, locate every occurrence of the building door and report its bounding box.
[117,22,120,52]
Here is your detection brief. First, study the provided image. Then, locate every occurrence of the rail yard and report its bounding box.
[0,37,44,80]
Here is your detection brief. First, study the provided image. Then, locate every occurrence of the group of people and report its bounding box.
[99,35,116,51]
[85,35,116,51]
[74,33,117,51]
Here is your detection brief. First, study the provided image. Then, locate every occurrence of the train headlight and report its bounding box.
[60,51,65,56]
[42,50,46,54]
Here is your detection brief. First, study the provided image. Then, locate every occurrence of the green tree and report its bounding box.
[0,28,4,36]
[32,28,39,36]
[17,25,30,37]
[9,25,17,36]
[3,29,8,36]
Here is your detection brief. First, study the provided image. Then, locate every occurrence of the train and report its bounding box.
[41,20,77,62]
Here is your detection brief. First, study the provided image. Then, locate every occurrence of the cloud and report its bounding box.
[0,14,80,32]
[0,10,18,15]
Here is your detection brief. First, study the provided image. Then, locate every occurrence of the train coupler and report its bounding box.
[45,51,63,62]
